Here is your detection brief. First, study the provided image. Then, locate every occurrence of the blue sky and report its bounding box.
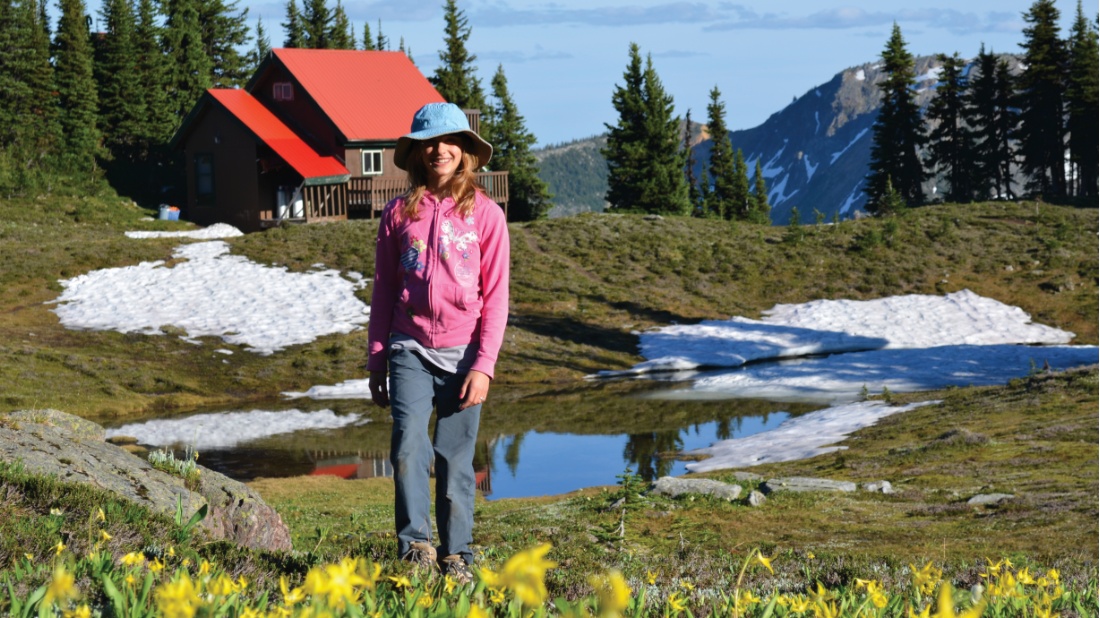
[94,0,1096,146]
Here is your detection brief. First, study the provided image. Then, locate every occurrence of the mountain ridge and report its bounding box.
[535,54,1024,223]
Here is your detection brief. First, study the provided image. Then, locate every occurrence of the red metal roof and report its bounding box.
[208,89,350,183]
[272,48,445,142]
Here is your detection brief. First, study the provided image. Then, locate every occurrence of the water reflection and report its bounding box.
[103,381,818,500]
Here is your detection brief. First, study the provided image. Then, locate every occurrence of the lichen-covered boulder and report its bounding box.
[0,409,291,552]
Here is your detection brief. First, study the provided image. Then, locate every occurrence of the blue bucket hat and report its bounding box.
[394,102,493,171]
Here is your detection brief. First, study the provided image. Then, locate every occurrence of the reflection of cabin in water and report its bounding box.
[170,48,508,232]
[308,447,494,496]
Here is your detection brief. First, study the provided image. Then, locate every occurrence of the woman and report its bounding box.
[367,102,510,583]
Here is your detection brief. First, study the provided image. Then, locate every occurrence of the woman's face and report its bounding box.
[420,135,465,188]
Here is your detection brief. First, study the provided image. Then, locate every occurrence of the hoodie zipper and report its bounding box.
[425,195,440,341]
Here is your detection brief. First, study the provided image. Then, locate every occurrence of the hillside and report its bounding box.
[534,55,1025,224]
[0,195,1094,419]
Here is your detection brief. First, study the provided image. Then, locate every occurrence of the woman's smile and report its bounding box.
[422,135,465,188]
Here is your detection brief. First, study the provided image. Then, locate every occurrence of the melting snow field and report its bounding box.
[51,232,370,355]
[60,226,1099,474]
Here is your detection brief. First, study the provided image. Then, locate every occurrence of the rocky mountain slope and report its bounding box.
[535,55,1023,223]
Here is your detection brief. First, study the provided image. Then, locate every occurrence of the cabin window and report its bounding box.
[361,150,383,176]
[195,153,214,203]
[273,82,294,101]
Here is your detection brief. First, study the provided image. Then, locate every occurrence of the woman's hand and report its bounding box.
[369,371,389,408]
[459,370,490,410]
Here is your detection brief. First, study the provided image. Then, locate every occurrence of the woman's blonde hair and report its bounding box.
[400,136,485,220]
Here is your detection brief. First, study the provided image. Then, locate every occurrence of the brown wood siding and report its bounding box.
[180,107,267,232]
[253,68,342,157]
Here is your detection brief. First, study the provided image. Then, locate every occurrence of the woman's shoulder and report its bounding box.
[473,191,505,222]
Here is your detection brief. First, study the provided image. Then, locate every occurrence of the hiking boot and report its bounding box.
[440,554,473,585]
[402,541,437,571]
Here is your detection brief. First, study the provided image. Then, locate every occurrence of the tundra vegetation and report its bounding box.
[0,193,1096,616]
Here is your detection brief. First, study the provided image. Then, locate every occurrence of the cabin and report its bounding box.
[170,49,509,232]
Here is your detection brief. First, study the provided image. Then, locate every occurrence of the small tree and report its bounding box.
[1015,0,1068,198]
[748,160,771,224]
[54,0,103,175]
[483,64,552,221]
[281,0,304,47]
[1065,0,1098,197]
[431,0,485,111]
[327,0,354,49]
[682,109,702,216]
[866,23,925,211]
[925,52,976,202]
[704,86,736,219]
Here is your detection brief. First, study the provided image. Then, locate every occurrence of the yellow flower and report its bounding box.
[755,551,775,574]
[24,553,33,561]
[679,580,695,592]
[1045,569,1060,584]
[167,546,176,558]
[813,600,840,618]
[909,603,932,618]
[787,594,812,613]
[96,508,106,522]
[1016,567,1036,585]
[468,604,490,618]
[444,575,458,594]
[98,528,111,542]
[154,571,200,618]
[122,552,145,567]
[931,582,986,618]
[44,565,79,606]
[417,594,433,608]
[809,582,835,604]
[198,559,212,576]
[207,574,237,596]
[54,541,66,556]
[64,604,92,618]
[280,576,305,606]
[357,559,382,591]
[646,570,658,585]
[386,574,411,589]
[589,570,631,616]
[149,558,165,573]
[667,592,687,613]
[50,508,64,516]
[912,562,943,595]
[496,542,557,607]
[807,552,816,560]
[489,587,506,605]
[125,574,137,587]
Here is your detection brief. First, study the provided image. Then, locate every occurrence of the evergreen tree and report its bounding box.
[1015,0,1068,198]
[483,64,552,221]
[197,0,250,86]
[281,0,304,47]
[990,56,1017,198]
[134,0,173,145]
[162,0,212,123]
[704,86,737,219]
[731,148,749,219]
[361,20,374,50]
[375,19,387,50]
[603,45,689,214]
[866,23,925,212]
[253,17,270,63]
[638,53,689,215]
[431,0,485,111]
[748,160,770,224]
[95,0,145,160]
[966,45,1011,199]
[682,108,702,216]
[327,0,354,49]
[53,0,102,175]
[301,0,328,48]
[925,52,976,202]
[697,167,711,212]
[603,43,648,212]
[1065,0,1098,198]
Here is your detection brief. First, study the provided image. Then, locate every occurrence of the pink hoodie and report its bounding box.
[367,190,510,379]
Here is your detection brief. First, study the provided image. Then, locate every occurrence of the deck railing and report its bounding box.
[263,170,508,226]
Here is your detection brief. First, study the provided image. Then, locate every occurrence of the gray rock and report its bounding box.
[967,493,1014,506]
[747,490,766,507]
[730,471,764,482]
[862,480,894,494]
[761,477,857,494]
[0,410,292,552]
[652,476,742,501]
